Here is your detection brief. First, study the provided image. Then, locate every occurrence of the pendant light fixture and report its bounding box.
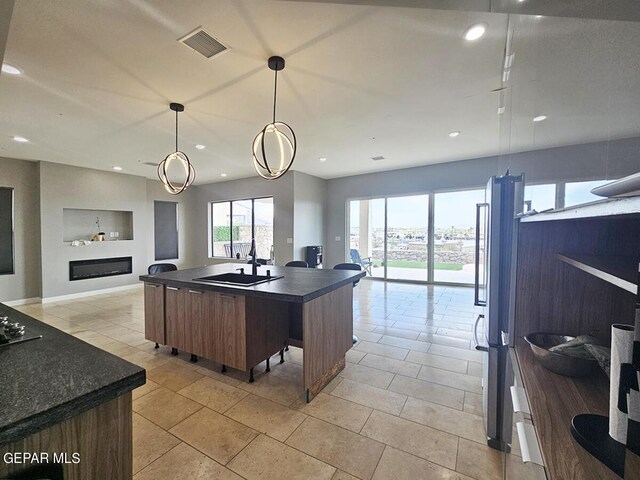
[252,56,297,180]
[157,102,195,195]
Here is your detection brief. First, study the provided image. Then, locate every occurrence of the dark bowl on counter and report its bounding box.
[524,333,600,377]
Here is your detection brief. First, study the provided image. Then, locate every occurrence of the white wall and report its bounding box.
[324,137,640,268]
[293,171,327,262]
[0,157,41,302]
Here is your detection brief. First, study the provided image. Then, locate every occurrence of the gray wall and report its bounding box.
[192,175,295,267]
[39,162,149,298]
[324,137,640,268]
[0,157,41,302]
[293,171,327,262]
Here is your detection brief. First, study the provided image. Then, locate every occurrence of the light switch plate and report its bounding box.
[287,238,293,244]
[335,236,341,241]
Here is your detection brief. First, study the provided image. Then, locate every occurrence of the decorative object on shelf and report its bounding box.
[592,172,640,198]
[252,56,296,180]
[157,102,195,195]
[524,333,600,377]
[610,324,635,443]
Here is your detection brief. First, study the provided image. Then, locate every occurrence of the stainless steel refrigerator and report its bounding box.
[474,173,524,451]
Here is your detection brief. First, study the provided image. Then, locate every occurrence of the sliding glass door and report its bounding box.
[386,195,429,281]
[349,195,429,281]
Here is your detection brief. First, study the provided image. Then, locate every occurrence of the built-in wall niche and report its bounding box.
[63,208,133,242]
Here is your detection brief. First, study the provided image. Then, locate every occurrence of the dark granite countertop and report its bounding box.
[0,303,145,444]
[139,263,365,303]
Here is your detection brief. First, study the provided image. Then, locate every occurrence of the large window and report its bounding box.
[524,183,556,212]
[210,197,274,261]
[565,180,608,207]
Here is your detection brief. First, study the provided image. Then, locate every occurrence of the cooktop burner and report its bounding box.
[0,316,42,347]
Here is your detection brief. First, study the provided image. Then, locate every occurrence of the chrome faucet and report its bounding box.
[248,238,260,275]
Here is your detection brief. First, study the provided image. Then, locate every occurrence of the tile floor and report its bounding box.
[16,280,506,480]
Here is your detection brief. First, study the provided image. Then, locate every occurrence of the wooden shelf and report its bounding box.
[520,196,640,223]
[557,254,639,294]
[515,345,619,480]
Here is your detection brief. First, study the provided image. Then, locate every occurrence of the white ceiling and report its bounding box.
[0,1,638,184]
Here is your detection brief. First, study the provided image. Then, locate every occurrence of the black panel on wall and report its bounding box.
[0,187,14,275]
[154,201,178,261]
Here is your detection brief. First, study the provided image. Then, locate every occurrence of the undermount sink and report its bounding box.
[194,272,283,286]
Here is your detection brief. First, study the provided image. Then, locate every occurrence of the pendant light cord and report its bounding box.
[272,69,278,124]
[175,110,179,151]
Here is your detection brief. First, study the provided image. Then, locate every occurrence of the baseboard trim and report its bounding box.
[42,283,142,304]
[4,297,42,307]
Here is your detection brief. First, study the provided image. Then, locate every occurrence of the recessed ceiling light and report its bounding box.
[448,131,460,138]
[533,115,547,122]
[1,63,21,75]
[464,23,488,41]
[195,144,206,150]
[13,136,29,143]
[318,157,327,162]
[112,166,123,171]
[220,173,228,177]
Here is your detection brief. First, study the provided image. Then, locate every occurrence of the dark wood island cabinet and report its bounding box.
[140,263,364,401]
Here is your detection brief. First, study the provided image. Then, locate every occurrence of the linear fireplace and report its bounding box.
[69,256,133,281]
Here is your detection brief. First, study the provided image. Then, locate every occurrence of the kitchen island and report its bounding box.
[140,263,364,401]
[0,303,145,479]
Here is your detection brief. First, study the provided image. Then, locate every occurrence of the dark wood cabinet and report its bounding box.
[165,285,185,350]
[213,292,246,370]
[143,283,165,345]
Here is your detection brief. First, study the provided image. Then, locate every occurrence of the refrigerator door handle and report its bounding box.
[473,314,488,352]
[474,203,489,307]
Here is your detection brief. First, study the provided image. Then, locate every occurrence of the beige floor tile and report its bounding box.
[354,330,384,343]
[177,376,248,413]
[361,411,458,470]
[347,349,367,363]
[388,375,464,410]
[400,397,485,444]
[122,350,171,370]
[378,335,431,353]
[132,379,161,400]
[225,394,307,441]
[463,392,483,417]
[455,438,502,480]
[296,392,373,433]
[99,340,140,358]
[404,351,468,373]
[372,446,473,480]
[331,379,407,415]
[436,328,474,340]
[132,413,180,474]
[391,321,438,334]
[428,344,483,363]
[339,362,395,389]
[196,363,243,387]
[134,442,243,480]
[147,363,204,392]
[359,353,421,378]
[332,470,360,480]
[133,387,202,429]
[466,362,483,378]
[228,434,336,480]
[169,407,258,465]
[418,333,471,349]
[322,375,344,394]
[353,341,409,360]
[237,369,303,406]
[286,417,385,480]
[417,365,482,394]
[353,321,378,332]
[373,326,420,340]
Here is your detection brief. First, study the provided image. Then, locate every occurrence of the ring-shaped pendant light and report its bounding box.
[252,56,297,180]
[157,102,195,195]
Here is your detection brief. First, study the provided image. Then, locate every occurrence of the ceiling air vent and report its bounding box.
[178,27,229,59]
[371,156,385,161]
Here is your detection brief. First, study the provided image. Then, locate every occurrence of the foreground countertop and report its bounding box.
[0,303,145,444]
[139,263,365,303]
